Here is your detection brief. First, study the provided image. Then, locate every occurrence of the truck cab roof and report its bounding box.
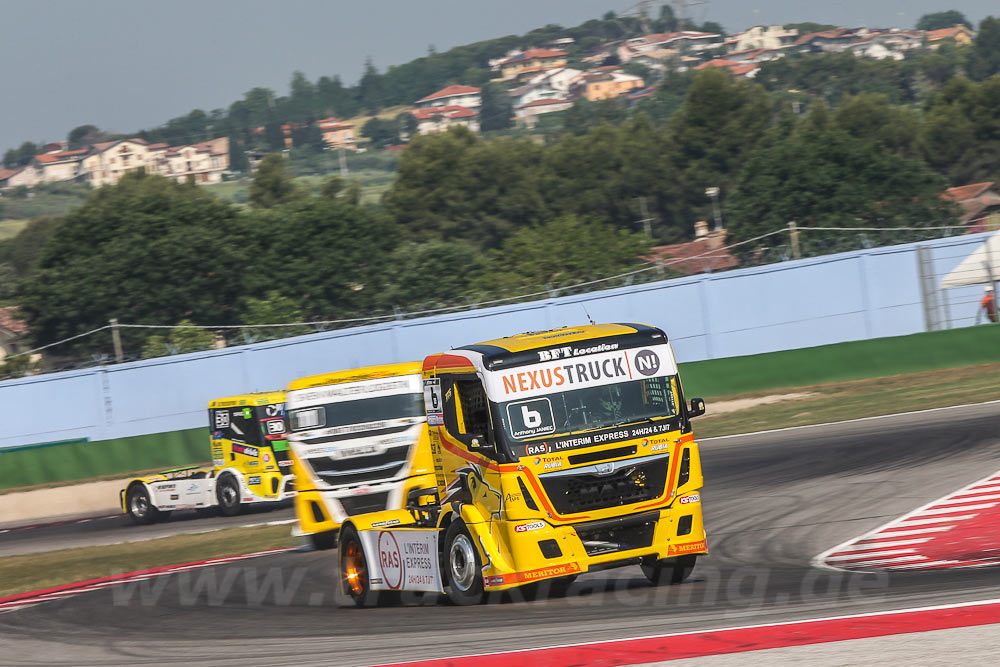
[207,391,286,409]
[286,361,423,391]
[454,322,666,371]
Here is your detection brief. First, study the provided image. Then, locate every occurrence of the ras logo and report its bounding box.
[634,349,660,376]
[377,531,404,590]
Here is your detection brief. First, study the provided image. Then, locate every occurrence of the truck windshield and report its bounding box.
[290,393,424,431]
[499,375,677,442]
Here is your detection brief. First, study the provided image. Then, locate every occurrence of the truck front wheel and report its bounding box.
[339,524,382,607]
[444,521,485,605]
[126,483,158,525]
[216,474,242,516]
[641,554,697,585]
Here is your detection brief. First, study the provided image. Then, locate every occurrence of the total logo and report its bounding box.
[514,521,546,533]
[679,493,700,505]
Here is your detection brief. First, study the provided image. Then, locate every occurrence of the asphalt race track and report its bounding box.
[1,402,998,666]
[0,505,296,558]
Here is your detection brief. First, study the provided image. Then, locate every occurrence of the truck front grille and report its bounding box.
[539,455,668,515]
[573,512,658,556]
[339,491,391,516]
[304,445,409,487]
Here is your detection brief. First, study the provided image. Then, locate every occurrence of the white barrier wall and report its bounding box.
[0,232,991,450]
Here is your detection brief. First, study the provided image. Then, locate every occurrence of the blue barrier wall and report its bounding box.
[0,231,992,450]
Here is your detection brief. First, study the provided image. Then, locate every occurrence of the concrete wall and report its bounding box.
[0,231,991,451]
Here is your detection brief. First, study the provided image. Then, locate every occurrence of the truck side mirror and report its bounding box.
[688,398,706,418]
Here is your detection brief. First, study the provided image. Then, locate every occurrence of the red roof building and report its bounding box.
[415,85,482,109]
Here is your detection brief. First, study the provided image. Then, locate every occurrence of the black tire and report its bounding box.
[641,554,697,585]
[126,483,158,525]
[310,530,338,551]
[216,474,242,517]
[443,520,485,606]
[339,524,383,607]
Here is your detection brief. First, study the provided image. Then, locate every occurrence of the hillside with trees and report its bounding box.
[2,9,1000,369]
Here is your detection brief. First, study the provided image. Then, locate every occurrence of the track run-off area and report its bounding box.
[0,401,998,666]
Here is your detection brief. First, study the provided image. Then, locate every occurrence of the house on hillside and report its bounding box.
[694,59,761,78]
[408,106,479,135]
[31,148,89,184]
[942,182,1000,231]
[317,117,356,149]
[0,167,37,190]
[496,48,568,81]
[80,138,156,187]
[925,25,976,48]
[514,98,573,128]
[0,307,28,361]
[729,25,799,51]
[569,68,645,101]
[415,84,481,109]
[643,222,737,275]
[618,31,722,63]
[793,27,864,53]
[155,137,229,184]
[509,67,581,107]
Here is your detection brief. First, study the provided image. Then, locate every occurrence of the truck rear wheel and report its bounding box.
[126,483,158,525]
[339,524,382,607]
[216,474,242,517]
[310,530,338,551]
[641,554,697,585]
[444,521,485,606]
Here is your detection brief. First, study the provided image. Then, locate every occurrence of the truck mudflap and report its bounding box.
[356,526,444,593]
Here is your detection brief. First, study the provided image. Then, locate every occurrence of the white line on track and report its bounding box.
[899,515,976,525]
[931,494,1000,505]
[872,527,952,538]
[842,538,932,550]
[920,503,996,514]
[814,466,1000,572]
[374,598,1000,667]
[824,550,915,562]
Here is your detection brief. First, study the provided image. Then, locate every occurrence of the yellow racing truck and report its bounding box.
[337,323,708,605]
[286,362,436,550]
[122,391,294,524]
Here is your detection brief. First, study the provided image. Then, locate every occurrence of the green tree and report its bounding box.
[67,124,103,149]
[479,82,514,132]
[361,117,399,148]
[228,135,250,173]
[396,112,418,140]
[968,16,1000,80]
[916,10,970,31]
[288,71,316,122]
[483,215,650,291]
[727,121,957,258]
[249,154,298,207]
[920,75,1000,184]
[668,69,771,227]
[248,195,396,319]
[0,216,63,279]
[833,93,920,157]
[141,319,217,358]
[18,172,249,357]
[3,142,39,168]
[239,290,309,341]
[358,58,384,114]
[376,240,487,308]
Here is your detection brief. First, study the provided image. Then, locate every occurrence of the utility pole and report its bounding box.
[705,187,723,231]
[110,318,124,363]
[638,197,653,239]
[788,221,801,260]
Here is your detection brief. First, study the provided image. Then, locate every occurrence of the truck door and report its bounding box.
[436,374,505,523]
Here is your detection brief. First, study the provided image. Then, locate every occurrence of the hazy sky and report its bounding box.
[1,1,996,153]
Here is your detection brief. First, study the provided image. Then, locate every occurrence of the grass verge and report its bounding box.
[694,362,1000,439]
[0,524,296,598]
